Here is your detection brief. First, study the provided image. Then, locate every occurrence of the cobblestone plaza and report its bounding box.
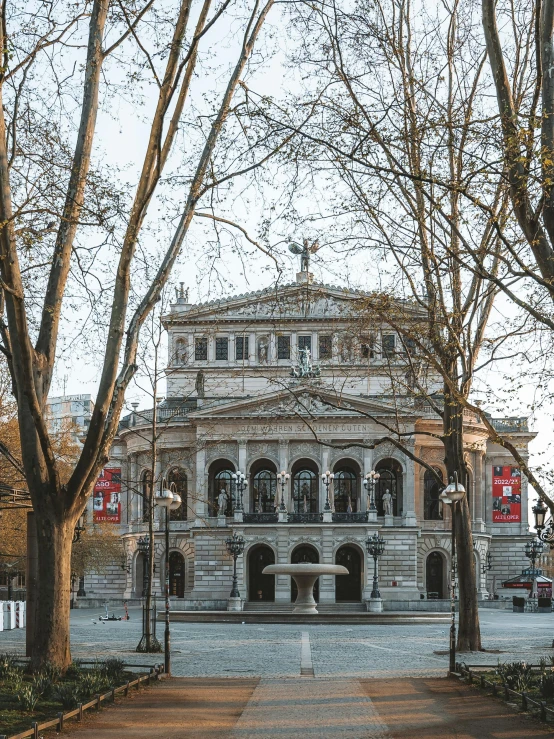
[2,608,554,678]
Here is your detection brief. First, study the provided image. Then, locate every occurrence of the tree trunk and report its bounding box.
[32,505,75,670]
[443,388,482,652]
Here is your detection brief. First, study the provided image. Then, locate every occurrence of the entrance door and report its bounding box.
[248,545,275,601]
[291,545,319,602]
[335,545,362,602]
[169,552,185,598]
[426,551,444,599]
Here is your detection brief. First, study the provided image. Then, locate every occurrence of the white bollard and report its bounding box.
[15,601,25,628]
[5,601,15,630]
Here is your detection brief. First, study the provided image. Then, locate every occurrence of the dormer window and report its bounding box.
[195,337,208,361]
[215,337,228,360]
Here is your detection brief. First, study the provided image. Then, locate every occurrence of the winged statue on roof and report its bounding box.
[288,239,320,273]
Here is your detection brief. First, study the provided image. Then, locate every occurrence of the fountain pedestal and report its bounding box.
[263,563,349,614]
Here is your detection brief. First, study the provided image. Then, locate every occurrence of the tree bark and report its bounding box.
[442,387,482,652]
[31,504,75,670]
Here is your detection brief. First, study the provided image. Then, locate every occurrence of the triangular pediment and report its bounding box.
[165,281,425,322]
[189,387,417,421]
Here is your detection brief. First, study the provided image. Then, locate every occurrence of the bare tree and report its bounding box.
[0,0,278,669]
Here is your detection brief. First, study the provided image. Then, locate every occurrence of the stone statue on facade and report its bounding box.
[290,347,321,380]
[288,238,320,273]
[195,369,205,398]
[217,489,228,516]
[258,338,268,363]
[382,489,393,516]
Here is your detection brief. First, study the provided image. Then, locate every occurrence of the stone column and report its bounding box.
[319,527,335,603]
[363,445,373,514]
[278,439,289,509]
[249,332,256,364]
[239,440,248,512]
[473,451,485,533]
[402,451,417,526]
[229,332,235,365]
[129,454,138,523]
[195,447,207,526]
[321,447,330,513]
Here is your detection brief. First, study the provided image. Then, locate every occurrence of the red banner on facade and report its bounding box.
[492,465,521,522]
[93,468,121,523]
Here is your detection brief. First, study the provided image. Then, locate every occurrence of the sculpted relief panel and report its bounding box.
[206,441,237,462]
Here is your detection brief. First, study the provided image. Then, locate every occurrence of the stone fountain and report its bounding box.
[262,563,349,614]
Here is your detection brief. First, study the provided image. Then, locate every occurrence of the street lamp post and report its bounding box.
[363,471,380,522]
[277,471,290,515]
[321,470,334,512]
[232,471,247,514]
[366,532,385,612]
[155,486,182,676]
[524,538,544,599]
[481,551,492,598]
[532,499,554,549]
[137,535,150,597]
[225,531,246,610]
[439,472,466,675]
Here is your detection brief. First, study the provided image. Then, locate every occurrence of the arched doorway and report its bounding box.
[426,551,445,599]
[375,458,403,515]
[248,545,275,601]
[291,459,319,513]
[291,545,319,602]
[169,552,185,598]
[250,460,277,512]
[333,463,360,512]
[208,459,235,516]
[424,468,443,520]
[335,545,362,602]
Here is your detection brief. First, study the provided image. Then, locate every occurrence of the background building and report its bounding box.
[78,274,536,609]
[45,394,94,444]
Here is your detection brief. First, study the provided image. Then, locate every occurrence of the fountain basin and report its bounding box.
[263,563,349,614]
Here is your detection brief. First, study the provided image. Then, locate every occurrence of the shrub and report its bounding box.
[33,674,54,699]
[17,684,41,712]
[496,661,534,692]
[54,683,79,710]
[541,673,554,700]
[65,660,84,680]
[78,672,109,698]
[103,658,126,681]
[0,653,17,678]
[39,661,62,683]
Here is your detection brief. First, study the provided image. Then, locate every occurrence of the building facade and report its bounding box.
[80,275,535,608]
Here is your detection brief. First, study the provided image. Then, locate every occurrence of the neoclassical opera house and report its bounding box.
[83,269,535,609]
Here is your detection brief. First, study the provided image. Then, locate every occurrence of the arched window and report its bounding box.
[375,458,403,516]
[169,552,185,597]
[141,470,152,523]
[292,464,318,513]
[424,467,443,520]
[251,465,277,513]
[333,467,358,512]
[168,467,187,521]
[208,460,235,516]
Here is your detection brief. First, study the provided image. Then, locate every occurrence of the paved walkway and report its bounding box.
[64,677,554,738]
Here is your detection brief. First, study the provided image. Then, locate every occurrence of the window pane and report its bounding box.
[236,336,249,360]
[215,337,228,360]
[195,337,207,361]
[293,469,318,513]
[298,335,312,352]
[319,335,332,359]
[277,335,291,359]
[252,469,277,512]
[334,469,357,512]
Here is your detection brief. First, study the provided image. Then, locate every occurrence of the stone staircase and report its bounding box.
[243,602,366,613]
